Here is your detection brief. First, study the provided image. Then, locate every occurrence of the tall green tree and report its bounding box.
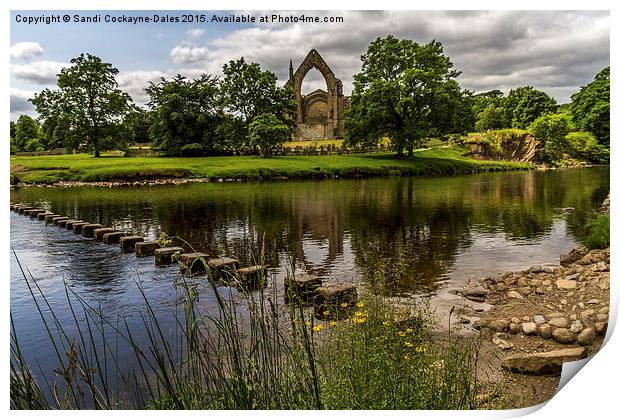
[14,115,40,151]
[504,86,557,129]
[344,36,465,157]
[570,67,610,147]
[30,53,134,157]
[146,74,222,156]
[475,104,505,131]
[220,57,296,147]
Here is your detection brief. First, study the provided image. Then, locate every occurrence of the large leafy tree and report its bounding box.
[219,57,296,146]
[30,53,134,157]
[344,36,466,157]
[13,115,40,151]
[570,67,610,147]
[504,86,557,129]
[146,74,222,156]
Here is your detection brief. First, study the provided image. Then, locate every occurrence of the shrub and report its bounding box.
[179,142,207,157]
[583,214,610,250]
[565,132,609,164]
[24,138,46,152]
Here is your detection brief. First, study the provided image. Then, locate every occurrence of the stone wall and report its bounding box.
[294,123,328,140]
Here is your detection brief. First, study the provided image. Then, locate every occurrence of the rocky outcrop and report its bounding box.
[501,347,586,375]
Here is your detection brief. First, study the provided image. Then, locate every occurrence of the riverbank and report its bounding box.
[10,146,532,186]
[449,243,610,408]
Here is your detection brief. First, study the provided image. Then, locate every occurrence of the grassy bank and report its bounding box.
[10,146,532,184]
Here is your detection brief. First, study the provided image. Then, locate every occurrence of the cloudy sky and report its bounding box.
[10,10,609,120]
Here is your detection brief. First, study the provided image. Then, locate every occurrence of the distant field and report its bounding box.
[10,146,532,184]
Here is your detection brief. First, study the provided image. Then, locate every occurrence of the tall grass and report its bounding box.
[10,247,480,410]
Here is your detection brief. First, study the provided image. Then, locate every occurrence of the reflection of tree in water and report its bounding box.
[350,204,473,296]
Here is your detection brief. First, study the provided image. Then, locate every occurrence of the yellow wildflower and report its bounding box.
[415,346,427,353]
[406,328,413,333]
[330,321,337,326]
[382,321,390,326]
[398,331,406,337]
[404,342,414,348]
[305,321,311,327]
[354,311,363,317]
[403,355,411,361]
[353,317,367,324]
[340,303,348,308]
[356,302,365,308]
[323,310,330,316]
[312,325,324,333]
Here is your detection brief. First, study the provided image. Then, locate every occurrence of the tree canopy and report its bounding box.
[504,87,557,129]
[570,67,610,146]
[345,36,467,156]
[146,74,222,156]
[30,53,135,157]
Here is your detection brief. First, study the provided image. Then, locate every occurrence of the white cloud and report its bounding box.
[10,88,36,120]
[11,61,67,84]
[10,42,44,60]
[165,10,609,102]
[169,45,212,64]
[186,28,205,40]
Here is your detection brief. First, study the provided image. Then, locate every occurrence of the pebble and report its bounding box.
[598,306,609,315]
[542,280,551,286]
[493,336,514,351]
[547,312,564,319]
[518,287,532,296]
[510,317,521,324]
[507,291,524,299]
[596,314,608,322]
[570,320,584,334]
[560,299,568,305]
[552,328,575,344]
[490,319,510,332]
[538,324,552,339]
[522,322,538,336]
[517,278,529,287]
[581,309,595,318]
[566,273,580,281]
[533,315,546,325]
[549,317,569,328]
[587,299,600,305]
[577,327,596,345]
[556,279,577,289]
[509,323,522,335]
[595,322,608,335]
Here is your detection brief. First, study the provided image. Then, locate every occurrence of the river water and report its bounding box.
[9,167,609,400]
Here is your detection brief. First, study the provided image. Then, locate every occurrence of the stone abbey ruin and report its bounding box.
[286,49,349,140]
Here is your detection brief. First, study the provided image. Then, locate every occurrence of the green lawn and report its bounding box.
[10,146,532,184]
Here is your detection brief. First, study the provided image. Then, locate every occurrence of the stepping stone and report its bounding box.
[81,224,104,238]
[44,214,61,223]
[154,247,184,266]
[285,273,323,303]
[179,252,210,275]
[37,212,53,220]
[93,228,117,241]
[17,206,33,214]
[53,216,70,225]
[119,236,144,253]
[501,347,586,375]
[64,220,84,229]
[135,241,161,257]
[208,257,240,280]
[26,209,47,217]
[72,222,90,233]
[313,283,358,319]
[103,231,127,244]
[237,265,267,288]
